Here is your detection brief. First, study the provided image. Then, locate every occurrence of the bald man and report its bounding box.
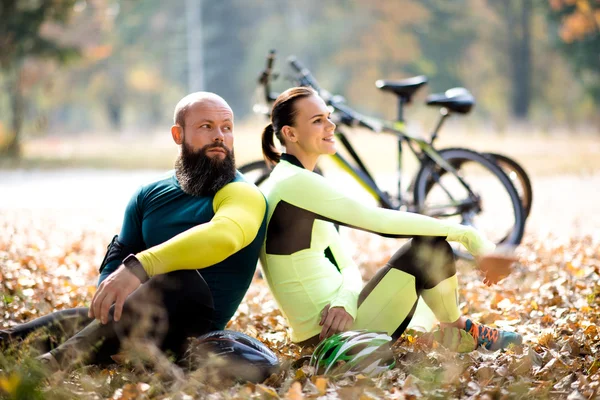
[1,92,267,371]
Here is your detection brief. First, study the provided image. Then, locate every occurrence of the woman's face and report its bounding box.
[287,95,337,157]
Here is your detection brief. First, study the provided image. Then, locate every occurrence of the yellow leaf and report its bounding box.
[538,332,555,347]
[315,377,328,395]
[256,384,279,399]
[0,373,20,395]
[286,382,304,400]
[295,369,306,380]
[584,325,597,338]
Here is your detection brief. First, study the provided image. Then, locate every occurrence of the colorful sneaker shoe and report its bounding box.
[465,319,523,351]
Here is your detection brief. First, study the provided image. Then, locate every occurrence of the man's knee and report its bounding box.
[145,269,214,312]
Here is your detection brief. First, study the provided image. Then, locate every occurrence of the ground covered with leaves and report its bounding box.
[1,210,599,399]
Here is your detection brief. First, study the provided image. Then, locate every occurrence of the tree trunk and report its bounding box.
[508,0,532,119]
[4,65,24,158]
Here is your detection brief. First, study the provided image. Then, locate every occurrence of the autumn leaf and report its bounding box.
[286,381,304,400]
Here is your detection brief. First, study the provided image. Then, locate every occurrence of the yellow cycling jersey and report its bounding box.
[259,154,494,342]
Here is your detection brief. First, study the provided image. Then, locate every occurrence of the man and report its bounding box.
[1,92,267,371]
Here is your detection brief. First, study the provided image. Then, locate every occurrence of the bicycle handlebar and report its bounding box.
[286,56,382,133]
[266,50,275,72]
[288,56,324,94]
[256,52,382,133]
[258,50,277,104]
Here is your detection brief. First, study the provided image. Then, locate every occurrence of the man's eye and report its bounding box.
[223,126,232,131]
[200,124,210,129]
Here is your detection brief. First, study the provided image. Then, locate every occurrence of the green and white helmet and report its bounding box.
[309,330,395,377]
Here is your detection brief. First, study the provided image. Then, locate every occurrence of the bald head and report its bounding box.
[174,92,232,128]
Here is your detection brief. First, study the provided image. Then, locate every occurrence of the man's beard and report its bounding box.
[175,141,236,197]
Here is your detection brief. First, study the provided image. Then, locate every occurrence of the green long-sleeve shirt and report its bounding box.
[100,171,267,329]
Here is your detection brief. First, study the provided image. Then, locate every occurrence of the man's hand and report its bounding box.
[89,265,142,324]
[476,253,518,286]
[319,304,354,340]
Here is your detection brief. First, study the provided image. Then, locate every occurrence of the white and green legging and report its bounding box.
[259,154,495,344]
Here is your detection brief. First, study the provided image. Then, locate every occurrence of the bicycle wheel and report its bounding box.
[239,159,326,187]
[484,153,532,219]
[413,148,525,251]
[238,160,272,187]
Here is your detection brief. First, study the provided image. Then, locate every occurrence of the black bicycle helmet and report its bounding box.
[185,330,280,383]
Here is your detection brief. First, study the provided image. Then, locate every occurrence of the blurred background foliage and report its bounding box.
[0,0,598,157]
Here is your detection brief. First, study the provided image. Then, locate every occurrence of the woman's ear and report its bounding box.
[171,125,183,145]
[281,125,298,143]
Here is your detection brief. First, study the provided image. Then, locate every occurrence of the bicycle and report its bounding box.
[240,51,528,253]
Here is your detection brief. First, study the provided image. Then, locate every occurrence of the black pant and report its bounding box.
[1,269,215,368]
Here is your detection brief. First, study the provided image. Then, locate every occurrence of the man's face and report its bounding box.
[174,98,237,197]
[181,99,234,158]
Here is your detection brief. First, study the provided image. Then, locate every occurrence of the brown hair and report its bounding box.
[261,87,317,165]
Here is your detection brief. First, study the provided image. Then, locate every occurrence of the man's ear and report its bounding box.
[171,125,183,145]
[281,125,297,143]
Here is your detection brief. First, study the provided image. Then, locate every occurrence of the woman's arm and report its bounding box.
[324,223,362,318]
[278,170,494,256]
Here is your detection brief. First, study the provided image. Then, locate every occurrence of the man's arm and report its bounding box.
[90,186,146,323]
[132,181,266,280]
[98,187,146,284]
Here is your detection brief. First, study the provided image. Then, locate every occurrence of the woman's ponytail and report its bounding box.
[261,123,281,165]
[261,86,316,166]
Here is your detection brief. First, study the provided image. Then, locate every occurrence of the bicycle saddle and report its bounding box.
[426,87,475,114]
[375,76,428,102]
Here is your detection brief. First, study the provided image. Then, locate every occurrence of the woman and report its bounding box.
[259,87,522,351]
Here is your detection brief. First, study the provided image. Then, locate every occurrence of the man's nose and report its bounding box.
[213,129,225,142]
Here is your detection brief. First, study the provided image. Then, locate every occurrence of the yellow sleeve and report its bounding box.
[279,170,494,257]
[325,224,362,318]
[136,181,266,277]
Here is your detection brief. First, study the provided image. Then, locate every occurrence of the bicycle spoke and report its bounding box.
[415,148,525,249]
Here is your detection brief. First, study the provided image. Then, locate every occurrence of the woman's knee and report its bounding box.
[388,236,456,289]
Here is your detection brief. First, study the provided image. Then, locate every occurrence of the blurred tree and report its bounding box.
[544,0,600,104]
[201,0,267,116]
[487,0,534,119]
[0,0,79,157]
[40,0,187,133]
[330,0,431,116]
[408,0,478,92]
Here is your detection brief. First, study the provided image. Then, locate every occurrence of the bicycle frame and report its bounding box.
[324,111,481,216]
[256,52,482,218]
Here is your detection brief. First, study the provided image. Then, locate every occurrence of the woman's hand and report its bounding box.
[476,253,518,286]
[319,304,354,340]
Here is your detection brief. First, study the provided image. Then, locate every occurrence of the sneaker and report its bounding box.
[465,319,522,351]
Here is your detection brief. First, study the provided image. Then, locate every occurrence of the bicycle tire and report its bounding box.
[239,160,326,187]
[483,152,532,219]
[413,148,525,249]
[238,160,272,186]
